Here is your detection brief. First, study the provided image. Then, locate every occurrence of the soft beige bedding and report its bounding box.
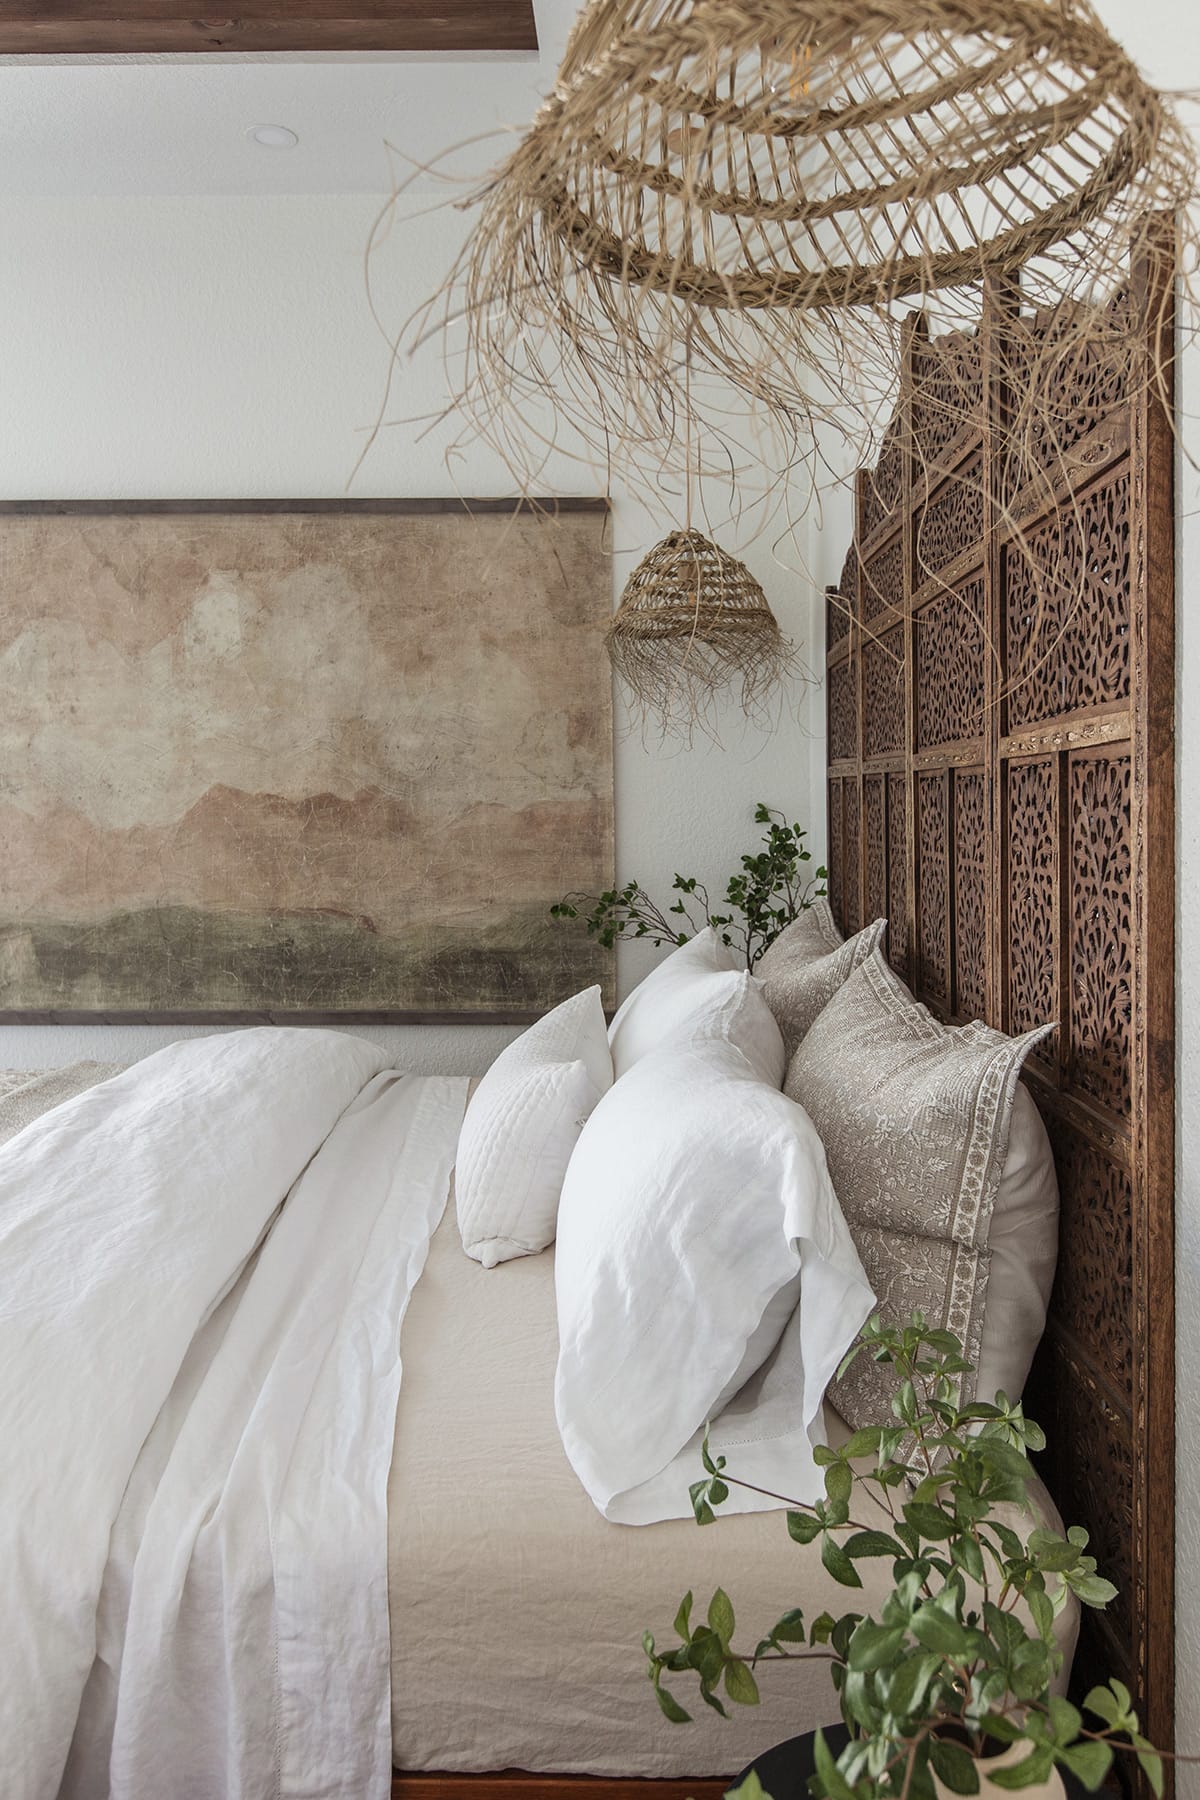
[388,1193,1079,1780]
[0,1063,1079,1784]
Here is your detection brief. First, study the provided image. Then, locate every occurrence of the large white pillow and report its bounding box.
[554,1024,874,1524]
[456,986,612,1269]
[607,927,785,1086]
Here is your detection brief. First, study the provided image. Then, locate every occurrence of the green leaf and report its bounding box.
[688,1627,725,1685]
[825,1460,853,1509]
[886,1651,940,1718]
[1056,1742,1113,1791]
[708,1588,735,1648]
[847,1621,906,1671]
[672,1592,693,1641]
[723,1775,770,1800]
[653,1682,691,1724]
[1136,1750,1165,1797]
[1027,1529,1079,1572]
[724,1657,761,1707]
[768,1607,807,1644]
[980,1713,1023,1745]
[698,1683,729,1719]
[842,1426,884,1460]
[689,1480,716,1527]
[1068,1572,1119,1607]
[813,1727,859,1800]
[983,1602,1027,1662]
[952,1533,986,1582]
[989,1746,1056,1790]
[904,1502,957,1542]
[787,1510,822,1545]
[821,1533,863,1588]
[909,1602,972,1656]
[1026,1587,1055,1642]
[929,1738,981,1795]
[843,1530,905,1559]
[1047,1696,1082,1742]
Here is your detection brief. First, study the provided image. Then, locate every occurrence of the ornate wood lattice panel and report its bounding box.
[861,531,905,621]
[863,624,905,758]
[822,245,1175,1782]
[915,574,988,751]
[914,453,986,589]
[1004,469,1132,729]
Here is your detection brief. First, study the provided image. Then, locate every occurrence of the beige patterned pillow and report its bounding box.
[758,913,887,1058]
[783,950,1053,1433]
[757,897,844,969]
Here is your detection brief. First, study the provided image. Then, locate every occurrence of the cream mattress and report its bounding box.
[388,1196,1078,1780]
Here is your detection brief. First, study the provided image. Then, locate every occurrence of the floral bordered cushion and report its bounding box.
[784,948,1053,1429]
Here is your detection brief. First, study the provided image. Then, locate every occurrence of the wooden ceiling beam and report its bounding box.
[0,2,539,54]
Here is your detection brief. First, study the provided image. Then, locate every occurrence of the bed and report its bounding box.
[0,1057,1077,1800]
[0,241,1174,1800]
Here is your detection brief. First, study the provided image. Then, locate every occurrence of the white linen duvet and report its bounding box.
[0,1028,467,1800]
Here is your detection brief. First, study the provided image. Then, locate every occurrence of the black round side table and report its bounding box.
[732,1726,1093,1800]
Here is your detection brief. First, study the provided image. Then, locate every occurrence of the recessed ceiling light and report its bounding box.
[249,124,299,149]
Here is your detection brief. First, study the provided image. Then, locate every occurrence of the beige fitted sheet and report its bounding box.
[388,1195,1078,1779]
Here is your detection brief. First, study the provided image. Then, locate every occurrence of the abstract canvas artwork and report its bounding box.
[0,500,614,1019]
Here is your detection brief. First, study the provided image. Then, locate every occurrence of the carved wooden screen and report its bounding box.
[824,247,1175,1764]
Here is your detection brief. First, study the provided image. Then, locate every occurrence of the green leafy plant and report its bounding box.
[551,803,827,970]
[643,1316,1176,1800]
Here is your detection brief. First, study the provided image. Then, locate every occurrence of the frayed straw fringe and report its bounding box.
[388,0,1197,730]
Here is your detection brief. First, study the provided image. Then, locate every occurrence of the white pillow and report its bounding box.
[456,986,613,1268]
[554,1026,874,1523]
[607,927,785,1086]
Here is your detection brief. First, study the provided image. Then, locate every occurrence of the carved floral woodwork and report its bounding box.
[823,261,1174,1775]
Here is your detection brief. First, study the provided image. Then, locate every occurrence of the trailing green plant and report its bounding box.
[550,803,826,971]
[643,1316,1175,1800]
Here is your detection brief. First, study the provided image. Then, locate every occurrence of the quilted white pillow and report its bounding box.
[456,986,613,1268]
[555,1024,874,1523]
[607,927,785,1086]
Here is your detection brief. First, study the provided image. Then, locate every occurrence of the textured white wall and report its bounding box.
[0,192,825,1073]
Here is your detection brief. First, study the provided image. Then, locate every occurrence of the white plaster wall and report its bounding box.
[0,192,825,1072]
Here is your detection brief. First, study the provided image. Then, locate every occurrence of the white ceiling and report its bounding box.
[0,0,1195,201]
[0,2,580,197]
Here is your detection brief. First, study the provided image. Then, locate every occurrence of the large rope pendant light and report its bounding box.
[426,0,1194,506]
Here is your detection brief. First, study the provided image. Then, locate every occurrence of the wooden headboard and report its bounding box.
[823,246,1176,1764]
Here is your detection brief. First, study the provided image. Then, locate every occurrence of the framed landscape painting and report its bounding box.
[0,498,614,1021]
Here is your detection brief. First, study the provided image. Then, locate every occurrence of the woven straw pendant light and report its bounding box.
[607,528,791,731]
[434,0,1194,510]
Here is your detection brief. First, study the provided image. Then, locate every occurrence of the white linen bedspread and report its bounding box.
[0,1028,466,1800]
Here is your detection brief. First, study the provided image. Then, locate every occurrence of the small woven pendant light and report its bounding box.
[607,528,791,729]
